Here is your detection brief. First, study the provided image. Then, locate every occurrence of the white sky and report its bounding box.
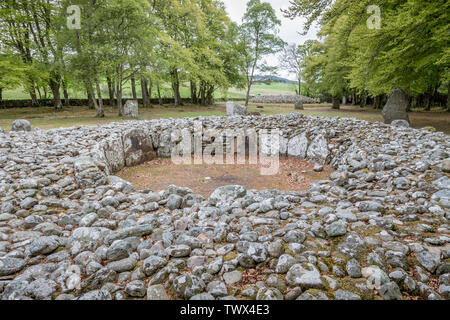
[222,0,319,80]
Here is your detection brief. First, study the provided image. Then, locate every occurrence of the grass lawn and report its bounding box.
[1,82,299,100]
[1,102,448,134]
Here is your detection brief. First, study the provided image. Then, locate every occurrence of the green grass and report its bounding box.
[1,102,448,134]
[0,105,227,130]
[1,81,298,100]
[227,83,298,98]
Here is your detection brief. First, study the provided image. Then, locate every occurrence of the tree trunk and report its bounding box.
[28,77,39,107]
[298,77,301,96]
[94,69,104,118]
[245,82,252,107]
[116,81,123,116]
[447,84,450,112]
[190,81,197,104]
[86,84,94,110]
[173,81,180,106]
[245,58,258,107]
[131,75,137,100]
[148,78,152,104]
[200,82,206,106]
[424,95,431,111]
[206,85,214,106]
[360,92,367,108]
[87,78,100,116]
[424,87,433,111]
[62,78,69,106]
[141,77,150,108]
[49,76,63,110]
[332,96,340,109]
[0,88,2,102]
[107,76,115,107]
[157,84,162,105]
[373,95,386,110]
[352,91,357,105]
[36,87,42,100]
[373,95,380,109]
[171,70,182,106]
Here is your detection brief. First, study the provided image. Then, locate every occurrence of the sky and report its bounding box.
[222,0,320,80]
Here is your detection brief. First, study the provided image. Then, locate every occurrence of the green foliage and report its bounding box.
[0,53,29,90]
[286,0,450,103]
[0,0,248,110]
[240,0,286,105]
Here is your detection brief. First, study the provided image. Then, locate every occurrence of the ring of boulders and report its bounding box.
[0,113,449,300]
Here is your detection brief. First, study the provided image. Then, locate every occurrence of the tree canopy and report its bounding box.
[0,0,249,113]
[285,0,450,110]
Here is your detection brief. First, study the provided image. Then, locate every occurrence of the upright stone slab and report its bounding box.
[382,88,410,124]
[123,128,156,167]
[11,119,31,132]
[295,101,304,110]
[124,100,138,119]
[226,102,246,116]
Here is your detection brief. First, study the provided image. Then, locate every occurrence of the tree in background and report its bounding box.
[240,0,285,106]
[66,0,109,117]
[2,0,68,109]
[151,0,201,107]
[279,41,314,96]
[0,0,247,115]
[102,0,155,116]
[284,0,450,111]
[0,53,29,101]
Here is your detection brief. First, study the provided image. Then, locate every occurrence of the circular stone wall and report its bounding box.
[0,113,449,300]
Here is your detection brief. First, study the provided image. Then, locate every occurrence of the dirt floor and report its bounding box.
[117,156,334,197]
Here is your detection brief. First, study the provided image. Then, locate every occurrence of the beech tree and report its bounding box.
[240,0,285,106]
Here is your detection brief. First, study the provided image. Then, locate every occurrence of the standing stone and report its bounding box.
[122,128,155,167]
[382,88,410,124]
[124,100,139,119]
[294,101,304,110]
[11,119,32,132]
[288,133,309,159]
[226,102,246,116]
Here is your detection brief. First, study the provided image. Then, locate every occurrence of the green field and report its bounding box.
[1,102,448,134]
[1,81,298,101]
[2,81,448,135]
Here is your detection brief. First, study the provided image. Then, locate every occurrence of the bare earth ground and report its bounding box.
[117,156,334,197]
[1,103,449,134]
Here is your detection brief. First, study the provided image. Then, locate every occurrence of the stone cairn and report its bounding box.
[0,113,449,300]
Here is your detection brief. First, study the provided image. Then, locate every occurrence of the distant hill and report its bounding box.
[253,75,297,84]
